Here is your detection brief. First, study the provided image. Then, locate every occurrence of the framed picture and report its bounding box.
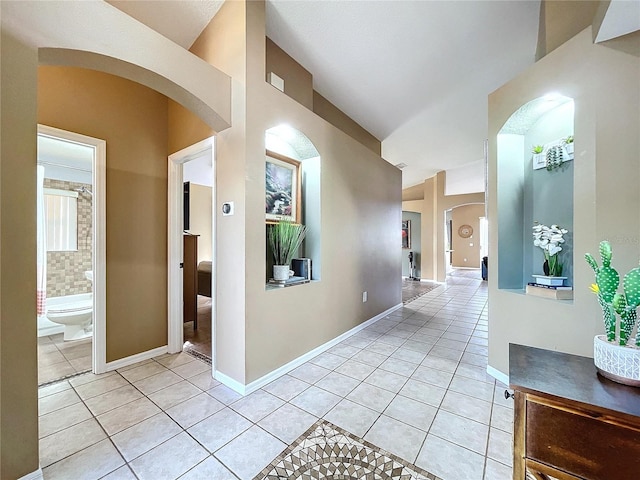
[402,220,411,249]
[265,150,301,223]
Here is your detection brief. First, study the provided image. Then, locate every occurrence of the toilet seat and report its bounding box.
[48,299,92,315]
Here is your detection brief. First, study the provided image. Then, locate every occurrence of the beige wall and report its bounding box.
[1,31,40,480]
[406,172,484,281]
[488,28,640,376]
[266,37,313,109]
[451,204,484,268]
[38,66,169,362]
[189,184,213,263]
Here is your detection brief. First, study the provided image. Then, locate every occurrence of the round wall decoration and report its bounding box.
[458,224,473,238]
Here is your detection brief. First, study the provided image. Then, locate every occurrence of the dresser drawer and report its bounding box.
[525,397,640,480]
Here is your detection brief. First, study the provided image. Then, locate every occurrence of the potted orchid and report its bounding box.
[532,223,569,285]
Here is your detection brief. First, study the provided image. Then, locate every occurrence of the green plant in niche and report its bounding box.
[586,240,640,347]
[268,220,306,266]
[564,135,574,144]
[532,145,544,154]
[545,144,565,171]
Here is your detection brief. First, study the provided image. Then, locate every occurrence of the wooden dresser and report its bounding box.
[509,344,640,480]
[183,234,198,329]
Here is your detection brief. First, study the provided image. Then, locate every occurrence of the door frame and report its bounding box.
[37,124,108,373]
[167,137,216,365]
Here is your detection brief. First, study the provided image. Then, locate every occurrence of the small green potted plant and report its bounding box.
[268,220,306,281]
[585,241,640,386]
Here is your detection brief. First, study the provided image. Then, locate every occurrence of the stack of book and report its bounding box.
[267,276,309,288]
[526,282,573,300]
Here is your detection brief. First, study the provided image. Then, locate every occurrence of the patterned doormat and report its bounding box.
[254,420,442,480]
[402,279,439,304]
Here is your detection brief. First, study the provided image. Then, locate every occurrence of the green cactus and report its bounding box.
[623,268,640,346]
[597,294,617,342]
[595,242,620,303]
[612,293,635,346]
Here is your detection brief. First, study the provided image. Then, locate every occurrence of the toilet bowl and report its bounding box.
[47,297,93,341]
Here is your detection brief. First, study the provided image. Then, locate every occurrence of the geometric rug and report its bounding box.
[254,420,442,480]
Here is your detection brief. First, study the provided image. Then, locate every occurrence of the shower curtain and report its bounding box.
[37,165,47,315]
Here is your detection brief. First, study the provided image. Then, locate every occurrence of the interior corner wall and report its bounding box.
[243,0,401,384]
[1,30,40,480]
[188,184,213,263]
[168,100,215,155]
[537,0,601,58]
[488,28,640,376]
[451,204,484,268]
[38,66,169,362]
[183,0,248,384]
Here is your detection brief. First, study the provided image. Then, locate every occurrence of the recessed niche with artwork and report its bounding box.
[497,94,574,297]
[265,125,321,287]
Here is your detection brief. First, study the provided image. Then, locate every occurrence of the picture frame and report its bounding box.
[402,220,411,249]
[265,150,301,224]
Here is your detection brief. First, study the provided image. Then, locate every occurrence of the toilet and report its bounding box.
[47,297,93,341]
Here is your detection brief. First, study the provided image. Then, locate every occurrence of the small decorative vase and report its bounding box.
[532,275,567,286]
[593,335,640,387]
[273,265,291,281]
[564,143,574,160]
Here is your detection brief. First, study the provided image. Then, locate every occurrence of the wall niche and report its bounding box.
[497,95,574,294]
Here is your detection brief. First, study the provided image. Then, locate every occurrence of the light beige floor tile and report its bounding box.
[119,361,168,383]
[428,346,464,361]
[84,385,144,416]
[315,371,360,397]
[449,375,494,402]
[38,380,71,399]
[346,383,395,413]
[383,395,437,432]
[309,352,348,370]
[42,439,124,480]
[187,371,220,391]
[290,385,341,417]
[111,413,182,461]
[378,357,418,377]
[188,407,251,453]
[411,365,453,389]
[390,347,427,364]
[129,432,209,480]
[97,397,161,436]
[39,402,92,438]
[171,359,211,379]
[326,343,361,358]
[262,374,310,401]
[493,385,514,409]
[229,389,284,423]
[155,352,197,368]
[38,361,77,384]
[350,350,388,367]
[333,359,376,381]
[101,465,138,480]
[75,374,129,400]
[288,362,331,383]
[488,427,512,466]
[39,388,81,415]
[206,384,242,405]
[440,390,492,425]
[323,399,380,438]
[148,380,202,410]
[214,425,286,480]
[179,456,236,479]
[59,342,92,361]
[364,415,426,463]
[39,418,106,467]
[166,392,225,429]
[462,351,489,367]
[39,349,67,366]
[456,363,495,384]
[116,359,153,373]
[420,355,458,373]
[484,458,512,480]
[430,409,489,454]
[69,356,93,372]
[398,379,446,408]
[491,404,514,433]
[364,369,408,393]
[258,403,317,444]
[366,341,399,356]
[133,370,183,395]
[69,370,115,388]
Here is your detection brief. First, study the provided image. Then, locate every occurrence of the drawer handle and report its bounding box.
[504,389,514,400]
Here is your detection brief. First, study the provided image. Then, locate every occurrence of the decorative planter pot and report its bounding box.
[564,143,574,160]
[532,153,546,170]
[593,335,640,387]
[273,265,292,281]
[532,275,567,286]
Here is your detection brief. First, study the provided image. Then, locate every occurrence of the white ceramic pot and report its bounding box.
[564,143,574,160]
[532,275,567,286]
[273,265,293,281]
[593,335,640,387]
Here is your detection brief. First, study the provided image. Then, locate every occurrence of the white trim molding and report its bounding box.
[18,468,43,480]
[104,345,168,372]
[37,125,107,375]
[215,303,403,395]
[487,365,509,386]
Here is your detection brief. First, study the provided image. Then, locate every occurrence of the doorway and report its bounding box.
[36,125,106,384]
[167,137,216,368]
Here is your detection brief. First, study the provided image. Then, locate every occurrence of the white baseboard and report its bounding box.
[19,468,43,480]
[104,345,168,372]
[487,365,509,386]
[215,303,403,396]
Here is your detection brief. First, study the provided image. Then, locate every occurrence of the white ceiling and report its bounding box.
[105,1,634,194]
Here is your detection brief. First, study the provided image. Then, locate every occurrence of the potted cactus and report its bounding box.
[585,240,640,386]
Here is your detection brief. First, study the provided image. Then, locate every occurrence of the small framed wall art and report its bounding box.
[402,220,411,249]
[265,150,302,224]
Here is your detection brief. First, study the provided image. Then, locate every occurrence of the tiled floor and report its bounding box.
[38,269,513,480]
[183,295,213,359]
[38,334,92,385]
